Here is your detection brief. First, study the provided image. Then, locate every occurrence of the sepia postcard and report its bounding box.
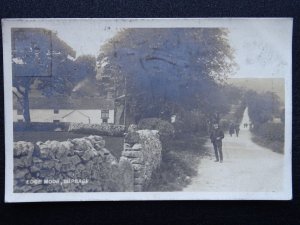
[2,18,292,202]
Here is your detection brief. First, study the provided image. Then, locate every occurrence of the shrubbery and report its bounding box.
[253,122,284,143]
[69,123,125,137]
[172,111,207,136]
[138,118,175,138]
[138,118,175,151]
[145,134,207,191]
[245,90,280,125]
[145,151,196,191]
[252,122,284,153]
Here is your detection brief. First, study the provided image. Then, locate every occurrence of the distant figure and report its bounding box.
[244,123,248,128]
[171,115,176,123]
[229,123,235,137]
[249,123,254,130]
[210,123,225,163]
[235,123,240,137]
[206,119,212,135]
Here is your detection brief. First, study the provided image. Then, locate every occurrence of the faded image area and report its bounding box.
[5,19,291,200]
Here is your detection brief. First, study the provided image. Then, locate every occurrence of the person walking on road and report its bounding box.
[210,123,225,163]
[229,122,235,137]
[249,122,254,130]
[235,123,240,137]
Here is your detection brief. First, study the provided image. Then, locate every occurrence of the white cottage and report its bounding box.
[13,97,115,124]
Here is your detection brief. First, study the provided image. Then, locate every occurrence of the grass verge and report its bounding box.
[251,136,284,154]
[145,134,208,192]
[251,122,284,154]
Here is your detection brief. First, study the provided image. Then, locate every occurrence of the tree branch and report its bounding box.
[13,90,23,106]
[144,55,177,66]
[15,84,25,96]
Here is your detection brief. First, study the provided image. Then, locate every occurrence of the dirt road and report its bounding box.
[184,109,284,192]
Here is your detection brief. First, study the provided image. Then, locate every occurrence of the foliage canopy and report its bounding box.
[98,28,235,123]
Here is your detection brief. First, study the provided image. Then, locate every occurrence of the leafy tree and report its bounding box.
[222,84,243,105]
[97,28,235,124]
[73,55,96,81]
[71,55,97,96]
[12,28,77,122]
[245,90,280,126]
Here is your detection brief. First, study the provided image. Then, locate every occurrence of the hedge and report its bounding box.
[14,122,70,132]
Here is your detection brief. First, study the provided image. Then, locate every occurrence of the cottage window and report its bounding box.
[17,119,23,122]
[54,109,59,114]
[53,120,60,123]
[17,108,22,115]
[101,110,109,119]
[102,118,108,123]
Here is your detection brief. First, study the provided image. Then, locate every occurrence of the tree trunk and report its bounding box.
[115,104,124,125]
[23,88,31,123]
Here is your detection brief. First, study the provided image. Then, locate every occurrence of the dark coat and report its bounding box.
[210,128,224,143]
[229,124,235,134]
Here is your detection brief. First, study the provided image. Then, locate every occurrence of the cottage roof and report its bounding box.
[13,96,114,110]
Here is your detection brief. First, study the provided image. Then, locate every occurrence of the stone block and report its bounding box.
[76,163,85,171]
[81,169,91,178]
[123,143,131,150]
[102,148,111,156]
[42,160,55,169]
[69,155,81,166]
[60,163,76,172]
[14,168,29,179]
[67,171,75,178]
[31,185,44,193]
[30,165,40,173]
[32,157,43,163]
[71,138,94,152]
[39,168,55,178]
[81,149,98,162]
[132,164,143,171]
[105,154,118,165]
[131,144,142,151]
[122,151,142,158]
[24,173,32,180]
[124,131,140,145]
[128,157,144,164]
[55,141,74,158]
[36,142,51,159]
[14,157,32,168]
[85,160,94,172]
[13,141,34,157]
[14,185,32,193]
[54,162,62,171]
[134,170,143,178]
[91,169,100,180]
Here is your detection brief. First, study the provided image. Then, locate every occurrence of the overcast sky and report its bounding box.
[14,18,291,78]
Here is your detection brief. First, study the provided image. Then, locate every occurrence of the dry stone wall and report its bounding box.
[13,129,162,193]
[13,136,134,193]
[122,130,162,191]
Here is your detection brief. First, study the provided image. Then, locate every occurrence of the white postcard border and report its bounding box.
[2,18,293,202]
